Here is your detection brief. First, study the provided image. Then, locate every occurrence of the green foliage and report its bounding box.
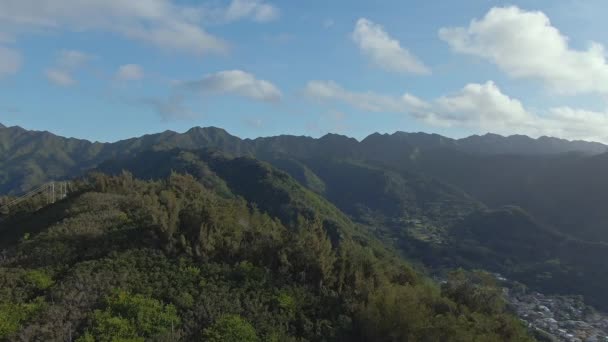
[0,166,533,340]
[87,311,142,342]
[0,298,45,339]
[23,269,54,290]
[290,216,337,287]
[275,290,296,315]
[84,291,179,341]
[357,279,533,342]
[202,315,259,342]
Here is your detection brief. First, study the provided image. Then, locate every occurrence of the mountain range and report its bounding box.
[0,137,535,340]
[2,123,608,313]
[2,123,606,194]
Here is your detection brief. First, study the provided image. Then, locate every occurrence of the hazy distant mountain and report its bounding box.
[457,133,608,155]
[3,123,607,190]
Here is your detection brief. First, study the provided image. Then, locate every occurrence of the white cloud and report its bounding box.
[304,79,608,142]
[352,18,430,75]
[45,69,76,86]
[0,0,230,55]
[304,80,428,112]
[0,46,21,78]
[427,81,608,142]
[434,81,537,131]
[116,64,144,81]
[140,69,281,120]
[225,0,280,22]
[439,6,608,95]
[402,93,431,110]
[542,107,608,142]
[181,70,282,102]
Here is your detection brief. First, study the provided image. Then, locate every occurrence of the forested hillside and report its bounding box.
[3,123,608,318]
[0,161,532,341]
[96,149,608,313]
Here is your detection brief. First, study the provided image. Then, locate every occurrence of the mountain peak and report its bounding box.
[186,126,229,136]
[319,132,358,142]
[0,123,5,129]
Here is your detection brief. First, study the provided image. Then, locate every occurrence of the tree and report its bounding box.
[202,315,259,342]
[291,216,336,288]
[81,291,179,341]
[441,270,505,315]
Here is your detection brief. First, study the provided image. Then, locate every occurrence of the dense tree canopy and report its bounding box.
[0,170,533,341]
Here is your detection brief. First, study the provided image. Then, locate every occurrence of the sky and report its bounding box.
[1,0,608,143]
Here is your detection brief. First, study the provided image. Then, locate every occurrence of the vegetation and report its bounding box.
[3,123,608,334]
[202,315,259,342]
[96,148,608,312]
[0,167,532,340]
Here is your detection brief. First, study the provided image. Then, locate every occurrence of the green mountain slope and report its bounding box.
[0,157,532,341]
[95,149,608,311]
[98,149,482,250]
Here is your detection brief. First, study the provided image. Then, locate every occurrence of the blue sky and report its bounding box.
[1,0,608,143]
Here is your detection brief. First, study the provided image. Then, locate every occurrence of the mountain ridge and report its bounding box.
[2,122,606,154]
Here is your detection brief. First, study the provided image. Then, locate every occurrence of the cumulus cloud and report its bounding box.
[352,18,430,75]
[116,64,144,81]
[435,82,608,141]
[536,107,608,143]
[180,70,282,102]
[0,46,22,78]
[136,69,280,120]
[305,79,608,142]
[305,80,428,112]
[225,0,279,22]
[45,69,76,86]
[0,0,233,55]
[433,81,538,131]
[439,6,608,95]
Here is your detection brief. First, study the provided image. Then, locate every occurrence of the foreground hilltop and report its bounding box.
[0,152,532,341]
